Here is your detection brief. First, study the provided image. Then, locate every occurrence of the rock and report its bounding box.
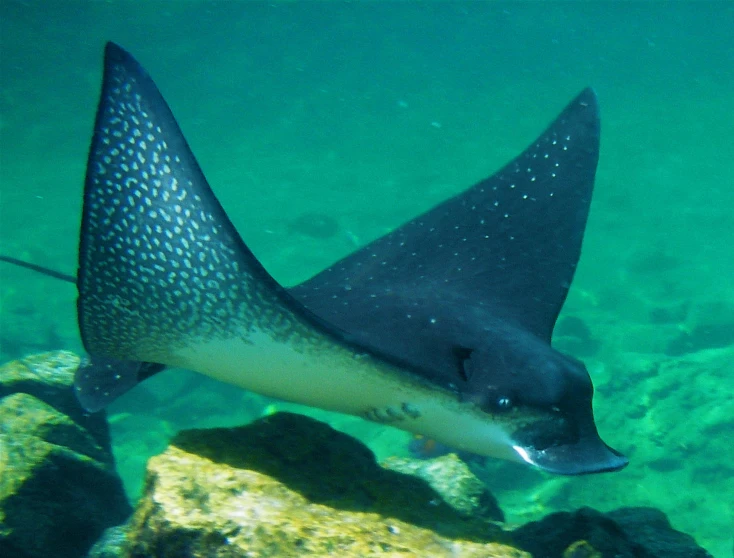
[0,352,131,558]
[87,525,128,558]
[510,506,712,558]
[0,351,114,460]
[606,507,712,558]
[125,412,526,557]
[382,453,504,521]
[1,392,110,464]
[664,300,734,356]
[666,321,734,355]
[288,211,340,239]
[0,351,82,413]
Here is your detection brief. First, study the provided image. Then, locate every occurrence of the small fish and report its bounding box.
[9,42,628,475]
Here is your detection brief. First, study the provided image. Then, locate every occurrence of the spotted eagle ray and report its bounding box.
[3,42,628,475]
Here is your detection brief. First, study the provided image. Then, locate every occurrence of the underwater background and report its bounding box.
[0,1,732,556]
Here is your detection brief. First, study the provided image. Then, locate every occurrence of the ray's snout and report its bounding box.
[512,406,628,475]
[515,434,628,475]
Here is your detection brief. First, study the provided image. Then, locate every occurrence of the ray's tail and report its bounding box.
[0,255,76,284]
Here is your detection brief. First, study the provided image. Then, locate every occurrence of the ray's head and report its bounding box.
[455,333,627,475]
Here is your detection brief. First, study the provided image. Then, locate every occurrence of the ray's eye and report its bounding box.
[496,397,513,411]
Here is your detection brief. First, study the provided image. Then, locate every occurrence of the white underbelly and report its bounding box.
[173,330,522,463]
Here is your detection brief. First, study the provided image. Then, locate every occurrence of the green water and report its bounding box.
[1,2,732,556]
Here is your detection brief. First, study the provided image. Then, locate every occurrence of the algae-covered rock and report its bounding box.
[0,351,83,414]
[1,392,109,463]
[0,351,114,460]
[88,525,129,558]
[382,452,504,521]
[126,412,526,557]
[0,352,131,558]
[510,506,712,558]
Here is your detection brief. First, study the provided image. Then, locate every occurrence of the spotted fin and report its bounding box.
[74,356,165,412]
[293,89,599,344]
[75,42,353,408]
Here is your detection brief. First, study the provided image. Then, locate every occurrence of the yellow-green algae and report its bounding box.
[0,353,131,558]
[125,412,528,557]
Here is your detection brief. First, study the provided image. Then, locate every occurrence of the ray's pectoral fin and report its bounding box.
[75,42,354,410]
[292,88,600,346]
[289,87,626,475]
[74,356,165,412]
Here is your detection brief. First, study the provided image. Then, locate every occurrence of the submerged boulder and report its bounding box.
[382,452,504,522]
[510,506,712,558]
[0,352,131,558]
[125,411,526,557]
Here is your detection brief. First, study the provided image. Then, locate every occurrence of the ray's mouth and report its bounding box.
[511,417,628,475]
[507,409,628,475]
[511,412,580,451]
[514,438,628,475]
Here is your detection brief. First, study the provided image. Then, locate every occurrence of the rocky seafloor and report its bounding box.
[0,352,720,558]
